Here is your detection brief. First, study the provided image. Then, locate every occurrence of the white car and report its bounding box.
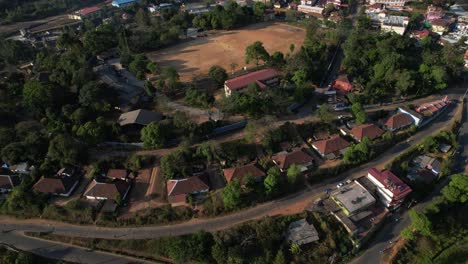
[336,182,345,188]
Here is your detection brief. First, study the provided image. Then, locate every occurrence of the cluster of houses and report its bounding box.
[166,147,316,205]
[366,4,409,35]
[323,167,412,240]
[305,96,451,161]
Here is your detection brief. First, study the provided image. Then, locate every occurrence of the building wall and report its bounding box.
[369,0,407,6]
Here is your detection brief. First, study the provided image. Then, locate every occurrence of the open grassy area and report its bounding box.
[147,22,305,81]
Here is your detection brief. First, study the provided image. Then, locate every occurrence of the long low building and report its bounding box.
[224,68,281,97]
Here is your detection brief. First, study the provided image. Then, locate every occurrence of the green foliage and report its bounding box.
[351,102,366,124]
[83,24,117,54]
[47,134,86,166]
[160,150,189,180]
[264,167,282,196]
[245,41,270,66]
[342,30,464,102]
[270,51,286,68]
[22,80,54,115]
[343,137,372,164]
[128,54,150,80]
[409,209,432,237]
[184,88,214,109]
[208,65,228,88]
[75,118,108,145]
[317,104,334,123]
[441,174,468,203]
[141,121,171,149]
[287,164,302,186]
[222,179,242,209]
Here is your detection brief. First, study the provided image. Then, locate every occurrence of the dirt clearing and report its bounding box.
[147,22,306,81]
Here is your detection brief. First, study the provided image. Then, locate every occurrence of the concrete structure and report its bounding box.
[297,5,324,15]
[112,0,139,8]
[224,69,281,97]
[367,168,412,208]
[368,0,407,7]
[69,6,101,20]
[286,219,320,245]
[331,182,376,216]
[381,15,409,35]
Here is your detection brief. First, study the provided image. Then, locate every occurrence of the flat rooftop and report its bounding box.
[332,182,376,215]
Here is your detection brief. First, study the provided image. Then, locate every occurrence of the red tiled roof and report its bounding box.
[384,113,413,130]
[167,176,209,197]
[333,74,353,92]
[272,148,314,170]
[224,69,281,91]
[350,124,384,141]
[368,168,412,200]
[84,179,130,200]
[107,169,128,179]
[80,6,101,15]
[431,18,452,27]
[33,175,78,195]
[223,163,266,184]
[312,135,350,155]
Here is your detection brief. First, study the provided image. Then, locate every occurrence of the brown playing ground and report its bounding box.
[147,22,306,82]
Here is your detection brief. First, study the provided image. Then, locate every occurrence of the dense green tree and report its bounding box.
[264,167,282,196]
[222,178,242,209]
[22,80,54,115]
[270,51,286,68]
[208,65,228,88]
[160,150,188,180]
[245,41,270,66]
[441,174,468,203]
[83,24,117,54]
[287,164,302,186]
[47,134,86,166]
[75,118,107,145]
[351,102,366,124]
[141,121,170,149]
[253,2,266,17]
[317,104,334,123]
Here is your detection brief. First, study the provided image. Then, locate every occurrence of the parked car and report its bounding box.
[336,182,345,188]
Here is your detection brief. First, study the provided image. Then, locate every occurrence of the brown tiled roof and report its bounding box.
[107,169,128,179]
[313,135,350,155]
[223,163,266,183]
[431,18,452,27]
[272,148,314,170]
[118,109,162,126]
[167,176,209,197]
[33,175,78,195]
[84,179,130,200]
[384,113,413,130]
[0,174,20,190]
[350,124,384,141]
[225,68,281,91]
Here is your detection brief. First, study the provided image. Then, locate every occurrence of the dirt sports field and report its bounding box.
[147,22,306,81]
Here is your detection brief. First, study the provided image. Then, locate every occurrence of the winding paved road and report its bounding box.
[0,89,464,243]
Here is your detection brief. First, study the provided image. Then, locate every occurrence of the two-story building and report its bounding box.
[367,168,412,208]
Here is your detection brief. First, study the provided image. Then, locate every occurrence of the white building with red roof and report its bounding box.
[311,135,350,160]
[224,68,281,97]
[69,6,102,20]
[367,168,412,208]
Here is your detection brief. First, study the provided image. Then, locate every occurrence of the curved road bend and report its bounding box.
[0,90,464,241]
